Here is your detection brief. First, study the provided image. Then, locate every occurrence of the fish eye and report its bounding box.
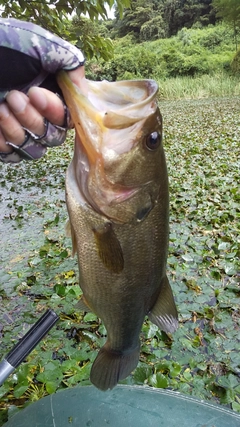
[145,131,161,150]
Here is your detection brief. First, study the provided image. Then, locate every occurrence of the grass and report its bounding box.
[158,74,240,100]
[0,95,239,425]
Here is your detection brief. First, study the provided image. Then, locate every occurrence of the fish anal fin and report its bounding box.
[148,276,178,333]
[90,342,140,391]
[65,219,77,256]
[65,219,71,237]
[93,223,124,274]
[75,295,92,312]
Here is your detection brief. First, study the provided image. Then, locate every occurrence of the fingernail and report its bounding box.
[6,91,28,113]
[0,103,10,118]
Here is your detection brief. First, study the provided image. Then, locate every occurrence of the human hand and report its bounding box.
[0,88,67,154]
[0,68,86,159]
[0,18,85,163]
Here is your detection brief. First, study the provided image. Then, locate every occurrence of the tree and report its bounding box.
[113,0,216,41]
[163,0,216,37]
[113,0,165,41]
[213,0,240,50]
[140,16,167,41]
[231,47,240,74]
[0,0,131,59]
[67,16,115,60]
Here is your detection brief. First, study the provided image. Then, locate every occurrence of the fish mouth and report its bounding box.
[57,71,158,156]
[57,71,104,168]
[57,72,158,216]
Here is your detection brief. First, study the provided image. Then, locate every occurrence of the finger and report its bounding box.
[68,66,88,95]
[0,102,26,150]
[28,87,65,126]
[0,127,11,153]
[6,91,45,136]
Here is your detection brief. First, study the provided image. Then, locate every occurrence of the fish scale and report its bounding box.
[57,71,178,391]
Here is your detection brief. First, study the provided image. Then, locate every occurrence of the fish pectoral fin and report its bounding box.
[75,295,91,312]
[148,276,178,333]
[93,223,124,274]
[65,220,77,256]
[90,342,140,391]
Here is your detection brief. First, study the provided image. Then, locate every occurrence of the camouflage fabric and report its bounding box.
[0,103,71,163]
[0,18,85,163]
[0,17,85,101]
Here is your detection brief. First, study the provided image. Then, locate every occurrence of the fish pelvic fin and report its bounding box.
[65,220,77,256]
[90,342,140,391]
[148,275,178,333]
[93,223,124,274]
[75,295,92,312]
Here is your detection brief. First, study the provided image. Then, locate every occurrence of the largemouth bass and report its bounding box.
[57,72,178,391]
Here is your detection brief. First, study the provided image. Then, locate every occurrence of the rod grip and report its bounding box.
[5,309,59,368]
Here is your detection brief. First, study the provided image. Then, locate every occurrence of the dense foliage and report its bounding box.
[0,96,239,425]
[231,48,240,75]
[86,23,237,81]
[213,0,240,49]
[113,0,216,40]
[0,0,130,60]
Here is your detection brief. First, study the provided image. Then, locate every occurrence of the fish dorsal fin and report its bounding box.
[93,223,124,274]
[65,219,77,256]
[148,276,178,333]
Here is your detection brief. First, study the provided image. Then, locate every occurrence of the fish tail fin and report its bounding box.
[90,342,140,391]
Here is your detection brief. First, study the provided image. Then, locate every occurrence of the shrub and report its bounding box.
[86,46,160,81]
[140,16,166,42]
[85,24,237,81]
[231,49,240,75]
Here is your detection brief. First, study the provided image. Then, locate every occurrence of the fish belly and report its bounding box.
[66,162,169,390]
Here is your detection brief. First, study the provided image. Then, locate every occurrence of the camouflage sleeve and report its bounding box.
[0,18,85,163]
[0,17,85,101]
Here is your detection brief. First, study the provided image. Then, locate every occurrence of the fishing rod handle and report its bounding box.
[0,309,59,386]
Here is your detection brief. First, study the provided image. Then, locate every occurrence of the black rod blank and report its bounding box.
[0,309,59,386]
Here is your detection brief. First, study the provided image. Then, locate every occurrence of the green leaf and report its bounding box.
[45,381,58,394]
[183,369,192,382]
[133,366,152,383]
[84,313,98,322]
[54,284,67,296]
[13,384,29,398]
[0,383,10,398]
[36,362,63,384]
[220,388,236,404]
[149,373,169,389]
[170,362,182,378]
[16,365,31,384]
[232,402,240,413]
